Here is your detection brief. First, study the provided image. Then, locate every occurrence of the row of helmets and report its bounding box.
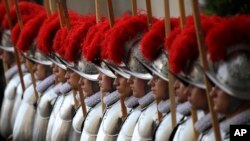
[0,0,250,141]
[0,1,248,100]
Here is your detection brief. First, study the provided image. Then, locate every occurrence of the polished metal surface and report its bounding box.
[13,81,41,141]
[50,92,76,141]
[96,100,122,141]
[69,106,91,141]
[117,109,141,141]
[46,94,65,141]
[80,103,103,141]
[32,84,57,141]
[11,73,32,131]
[131,102,157,141]
[0,74,20,137]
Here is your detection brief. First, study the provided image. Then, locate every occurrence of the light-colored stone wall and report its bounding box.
[66,0,193,18]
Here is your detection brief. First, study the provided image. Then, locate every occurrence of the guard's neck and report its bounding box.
[227,102,250,118]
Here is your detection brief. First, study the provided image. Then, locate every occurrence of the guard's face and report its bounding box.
[66,71,80,90]
[2,51,14,66]
[56,67,66,83]
[114,73,132,98]
[174,80,189,103]
[79,77,94,97]
[148,74,168,101]
[98,72,114,93]
[127,76,146,98]
[210,86,231,114]
[25,60,35,73]
[52,64,59,82]
[20,55,25,63]
[35,64,48,80]
[187,84,208,111]
[52,64,57,74]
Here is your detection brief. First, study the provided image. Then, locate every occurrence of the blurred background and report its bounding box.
[47,0,194,19]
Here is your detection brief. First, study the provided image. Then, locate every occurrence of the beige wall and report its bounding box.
[67,0,131,17]
[136,0,193,18]
[67,0,193,18]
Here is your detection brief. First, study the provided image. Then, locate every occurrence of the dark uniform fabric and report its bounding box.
[0,60,6,109]
[0,60,6,140]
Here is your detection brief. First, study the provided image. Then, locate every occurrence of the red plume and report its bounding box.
[206,15,250,62]
[10,14,35,45]
[83,24,101,62]
[0,3,6,41]
[0,3,6,24]
[17,11,46,52]
[141,18,179,61]
[64,15,96,62]
[164,15,210,52]
[107,14,157,64]
[2,1,43,29]
[83,19,109,64]
[53,27,67,57]
[10,24,19,45]
[36,13,60,55]
[165,27,181,52]
[102,15,130,62]
[169,15,222,74]
[37,11,80,55]
[141,20,165,61]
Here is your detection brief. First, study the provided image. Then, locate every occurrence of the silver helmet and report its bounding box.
[47,53,67,70]
[122,36,152,80]
[55,52,100,81]
[138,51,169,82]
[175,61,206,89]
[103,60,130,79]
[205,44,250,100]
[69,56,99,81]
[0,30,14,52]
[95,61,116,79]
[23,42,52,66]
